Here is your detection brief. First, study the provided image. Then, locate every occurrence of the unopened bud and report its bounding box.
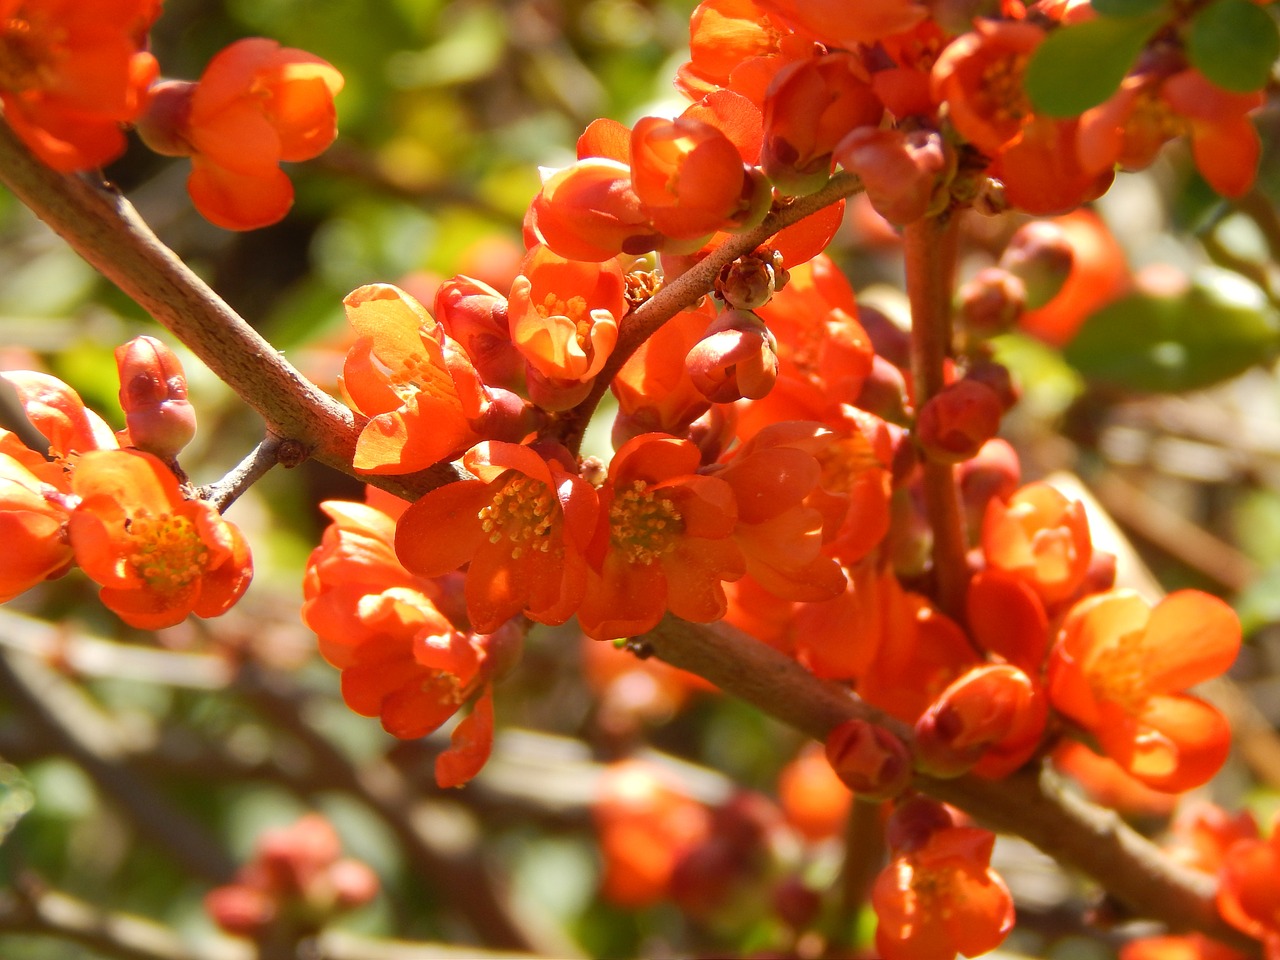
[835,127,950,226]
[958,267,1026,337]
[717,248,788,311]
[999,221,1074,310]
[885,796,954,853]
[686,309,779,403]
[824,718,912,801]
[136,81,196,158]
[914,664,1047,779]
[963,359,1018,411]
[115,336,197,460]
[915,379,1002,465]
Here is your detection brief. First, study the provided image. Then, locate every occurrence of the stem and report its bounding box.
[641,615,1259,956]
[902,214,969,619]
[0,121,463,503]
[557,173,864,453]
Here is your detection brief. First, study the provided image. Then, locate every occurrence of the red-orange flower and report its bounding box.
[0,430,75,601]
[982,481,1092,607]
[611,299,716,442]
[1,370,119,459]
[676,0,785,103]
[339,283,490,474]
[67,449,252,629]
[0,0,159,171]
[872,815,1015,960]
[1217,814,1280,957]
[139,38,343,230]
[761,51,883,196]
[507,244,625,410]
[631,106,769,242]
[1047,589,1240,792]
[593,760,711,908]
[757,0,928,49]
[525,157,658,262]
[577,433,744,639]
[395,441,598,634]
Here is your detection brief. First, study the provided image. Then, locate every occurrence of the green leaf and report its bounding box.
[1187,0,1280,93]
[1091,0,1167,16]
[1024,14,1163,117]
[1064,266,1280,391]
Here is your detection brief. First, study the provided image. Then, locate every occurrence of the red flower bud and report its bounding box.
[115,336,197,460]
[686,309,779,403]
[835,127,950,226]
[1000,220,1075,310]
[884,796,954,853]
[824,717,912,800]
[958,267,1026,338]
[915,379,1002,465]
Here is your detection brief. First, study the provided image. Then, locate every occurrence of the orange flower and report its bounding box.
[982,481,1092,607]
[0,0,159,171]
[395,441,598,634]
[0,430,75,601]
[525,157,658,262]
[507,244,625,410]
[761,51,883,196]
[1,370,119,459]
[67,449,252,629]
[631,108,770,244]
[1050,741,1178,819]
[593,760,710,908]
[914,663,1047,779]
[872,816,1014,960]
[1079,68,1263,201]
[757,0,928,48]
[1047,589,1240,792]
[611,300,716,441]
[577,433,744,639]
[1217,815,1280,957]
[931,20,1044,157]
[675,0,785,102]
[339,283,490,474]
[710,419,846,601]
[140,38,343,230]
[777,742,852,842]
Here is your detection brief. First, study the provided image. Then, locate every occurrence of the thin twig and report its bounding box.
[199,435,287,512]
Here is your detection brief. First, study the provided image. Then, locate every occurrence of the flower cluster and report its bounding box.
[1,1,343,229]
[0,338,252,629]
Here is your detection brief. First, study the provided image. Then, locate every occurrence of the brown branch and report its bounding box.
[0,119,464,503]
[903,214,969,620]
[641,615,1260,956]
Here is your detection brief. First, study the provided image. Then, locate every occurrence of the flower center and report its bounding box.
[0,15,62,93]
[385,345,455,405]
[478,473,556,560]
[609,479,683,564]
[1085,632,1150,714]
[979,52,1031,129]
[815,434,879,492]
[125,511,209,594]
[537,293,592,349]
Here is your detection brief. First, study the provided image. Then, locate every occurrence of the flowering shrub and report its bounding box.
[1,0,1279,957]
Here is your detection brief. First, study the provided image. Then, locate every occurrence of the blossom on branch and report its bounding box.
[0,0,159,171]
[138,37,343,230]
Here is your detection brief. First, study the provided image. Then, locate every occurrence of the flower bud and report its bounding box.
[914,664,1047,779]
[835,127,950,226]
[999,220,1074,310]
[824,718,912,800]
[115,336,197,460]
[717,249,788,311]
[915,379,1002,465]
[885,796,954,853]
[957,267,1026,338]
[135,81,196,157]
[686,309,779,403]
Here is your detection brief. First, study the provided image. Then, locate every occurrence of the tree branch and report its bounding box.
[641,615,1259,956]
[0,120,463,503]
